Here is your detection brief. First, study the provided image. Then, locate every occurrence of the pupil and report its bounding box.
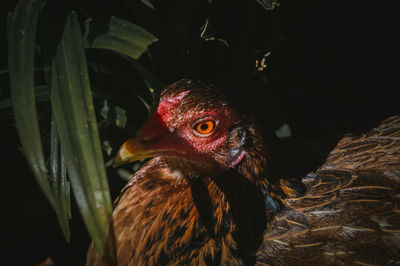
[200,123,209,131]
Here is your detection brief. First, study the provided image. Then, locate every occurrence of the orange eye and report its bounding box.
[194,120,215,135]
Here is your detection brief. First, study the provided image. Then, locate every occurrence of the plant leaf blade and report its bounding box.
[8,0,56,210]
[92,16,158,59]
[50,11,112,253]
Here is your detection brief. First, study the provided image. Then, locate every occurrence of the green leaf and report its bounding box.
[0,85,49,109]
[91,16,164,93]
[92,16,158,59]
[50,12,112,253]
[8,0,56,210]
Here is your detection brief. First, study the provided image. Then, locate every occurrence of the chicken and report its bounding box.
[87,79,400,265]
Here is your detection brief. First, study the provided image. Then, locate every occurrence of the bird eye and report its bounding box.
[193,120,215,136]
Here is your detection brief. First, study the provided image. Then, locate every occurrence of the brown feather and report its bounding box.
[257,116,400,265]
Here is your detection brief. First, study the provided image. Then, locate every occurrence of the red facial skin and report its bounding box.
[137,91,244,167]
[139,91,189,141]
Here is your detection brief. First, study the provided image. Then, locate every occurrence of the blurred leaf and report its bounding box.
[116,168,133,182]
[115,106,127,128]
[8,0,56,209]
[0,85,49,109]
[91,16,164,93]
[50,12,112,253]
[256,0,280,10]
[275,123,292,139]
[140,0,155,10]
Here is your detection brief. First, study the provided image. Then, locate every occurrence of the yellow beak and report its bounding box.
[113,137,156,167]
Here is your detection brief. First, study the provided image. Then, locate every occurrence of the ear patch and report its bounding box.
[227,126,247,168]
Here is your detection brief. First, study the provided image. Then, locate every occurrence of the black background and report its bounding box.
[0,0,399,265]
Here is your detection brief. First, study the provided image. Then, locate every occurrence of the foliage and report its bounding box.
[7,0,162,254]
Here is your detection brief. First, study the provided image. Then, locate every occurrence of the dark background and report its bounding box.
[1,0,399,265]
